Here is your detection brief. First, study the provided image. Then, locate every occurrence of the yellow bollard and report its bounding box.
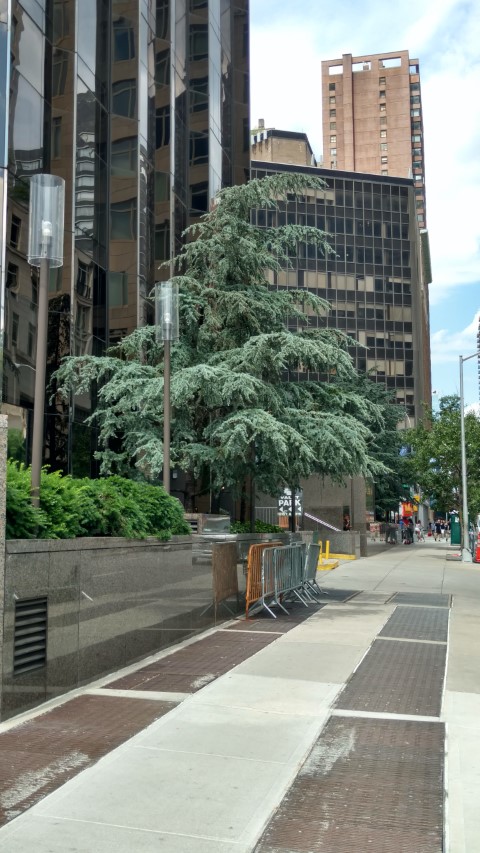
[324,540,330,561]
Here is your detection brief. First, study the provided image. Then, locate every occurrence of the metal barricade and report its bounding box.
[245,541,281,617]
[303,543,325,599]
[273,543,309,609]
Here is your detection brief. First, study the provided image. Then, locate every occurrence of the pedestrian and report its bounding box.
[440,520,446,540]
[434,520,441,541]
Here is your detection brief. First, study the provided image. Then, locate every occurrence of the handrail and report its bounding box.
[304,512,341,533]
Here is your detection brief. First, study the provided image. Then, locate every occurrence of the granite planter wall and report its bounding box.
[1,535,241,721]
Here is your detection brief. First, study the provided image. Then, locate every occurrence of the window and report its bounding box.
[76,261,89,297]
[110,199,137,240]
[329,109,336,117]
[52,49,68,95]
[155,220,170,260]
[113,19,135,61]
[190,181,208,213]
[379,76,386,84]
[31,270,38,306]
[330,135,336,144]
[189,24,208,61]
[329,95,335,104]
[190,76,208,112]
[111,136,137,176]
[381,156,388,163]
[410,82,420,91]
[112,79,136,117]
[6,262,19,290]
[329,82,335,91]
[28,323,35,358]
[330,121,336,130]
[330,147,336,156]
[410,95,420,104]
[189,131,208,165]
[156,0,169,39]
[381,169,388,175]
[412,121,422,131]
[155,49,170,85]
[109,271,128,306]
[10,214,21,248]
[379,103,386,112]
[380,130,387,138]
[380,143,388,150]
[12,313,19,346]
[156,105,171,147]
[155,171,170,202]
[52,116,62,158]
[380,115,387,125]
[379,89,386,98]
[412,134,421,143]
[411,108,420,117]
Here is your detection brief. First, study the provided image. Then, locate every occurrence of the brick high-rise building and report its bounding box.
[322,51,426,229]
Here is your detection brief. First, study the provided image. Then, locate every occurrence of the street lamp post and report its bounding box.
[27,174,65,507]
[459,349,480,562]
[155,281,179,494]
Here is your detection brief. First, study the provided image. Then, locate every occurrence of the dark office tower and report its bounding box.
[322,51,426,230]
[0,1,249,475]
[251,157,432,428]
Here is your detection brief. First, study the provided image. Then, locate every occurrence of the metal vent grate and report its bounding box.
[14,597,48,676]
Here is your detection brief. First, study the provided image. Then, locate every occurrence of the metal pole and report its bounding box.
[163,337,171,494]
[290,487,295,533]
[459,354,472,561]
[31,256,49,507]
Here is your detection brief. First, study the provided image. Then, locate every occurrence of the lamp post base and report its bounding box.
[461,548,473,563]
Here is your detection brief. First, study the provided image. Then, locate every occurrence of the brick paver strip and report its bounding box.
[105,629,278,692]
[380,605,449,642]
[335,638,447,716]
[0,694,175,827]
[254,716,444,853]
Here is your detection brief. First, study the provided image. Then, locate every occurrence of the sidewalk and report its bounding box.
[0,540,478,851]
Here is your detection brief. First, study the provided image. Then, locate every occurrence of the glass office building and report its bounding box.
[251,159,432,425]
[0,0,249,474]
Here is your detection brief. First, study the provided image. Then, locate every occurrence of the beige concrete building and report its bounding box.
[322,51,426,228]
[251,120,316,167]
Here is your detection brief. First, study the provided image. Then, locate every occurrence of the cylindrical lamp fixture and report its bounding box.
[155,281,179,342]
[28,174,65,267]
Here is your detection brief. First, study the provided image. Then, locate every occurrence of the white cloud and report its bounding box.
[431,310,480,366]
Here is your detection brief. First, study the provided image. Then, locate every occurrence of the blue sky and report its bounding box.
[250,0,480,406]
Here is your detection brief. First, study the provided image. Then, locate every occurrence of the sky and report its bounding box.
[249,0,480,407]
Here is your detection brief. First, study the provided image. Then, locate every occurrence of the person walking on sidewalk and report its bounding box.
[434,520,442,541]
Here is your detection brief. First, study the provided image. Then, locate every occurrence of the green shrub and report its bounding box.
[6,462,190,540]
[230,519,283,534]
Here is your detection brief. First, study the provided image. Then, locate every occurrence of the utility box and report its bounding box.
[450,514,461,545]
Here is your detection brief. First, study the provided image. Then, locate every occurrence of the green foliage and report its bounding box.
[54,173,393,499]
[7,429,26,463]
[230,519,283,534]
[5,463,49,539]
[405,395,480,519]
[6,462,190,540]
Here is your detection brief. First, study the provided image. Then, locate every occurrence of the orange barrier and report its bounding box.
[475,532,480,563]
[245,542,281,617]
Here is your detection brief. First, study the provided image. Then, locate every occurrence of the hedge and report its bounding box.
[6,461,191,540]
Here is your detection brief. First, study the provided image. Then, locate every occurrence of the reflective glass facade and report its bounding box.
[251,160,431,425]
[0,0,249,474]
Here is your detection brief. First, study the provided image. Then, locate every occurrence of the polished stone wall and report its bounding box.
[0,415,7,721]
[1,536,240,721]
